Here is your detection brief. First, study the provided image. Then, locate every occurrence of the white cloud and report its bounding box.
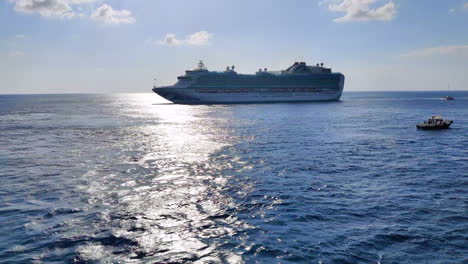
[186,31,213,46]
[464,2,468,9]
[401,45,468,57]
[325,0,396,22]
[157,31,213,47]
[91,4,136,24]
[10,0,74,18]
[8,0,135,24]
[157,34,182,46]
[68,0,98,3]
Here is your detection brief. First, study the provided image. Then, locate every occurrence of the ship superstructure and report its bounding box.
[152,61,345,104]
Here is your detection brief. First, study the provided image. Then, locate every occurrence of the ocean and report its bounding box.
[0,91,467,263]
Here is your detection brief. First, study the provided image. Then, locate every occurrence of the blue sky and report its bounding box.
[1,0,468,94]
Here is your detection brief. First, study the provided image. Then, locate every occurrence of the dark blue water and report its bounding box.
[1,92,467,264]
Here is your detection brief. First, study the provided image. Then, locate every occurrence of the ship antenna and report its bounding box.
[198,60,205,70]
[153,78,157,88]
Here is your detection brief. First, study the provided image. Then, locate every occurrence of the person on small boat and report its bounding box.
[417,116,453,129]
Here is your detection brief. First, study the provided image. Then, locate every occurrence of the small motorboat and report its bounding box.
[417,116,453,129]
[441,96,454,100]
[441,84,455,100]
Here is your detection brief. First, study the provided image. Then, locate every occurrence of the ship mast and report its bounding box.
[198,60,206,70]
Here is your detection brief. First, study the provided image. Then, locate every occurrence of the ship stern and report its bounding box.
[336,73,345,100]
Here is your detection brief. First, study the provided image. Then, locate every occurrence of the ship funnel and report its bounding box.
[259,68,262,72]
[231,66,235,70]
[264,68,267,72]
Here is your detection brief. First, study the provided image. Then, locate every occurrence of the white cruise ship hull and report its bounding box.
[153,87,343,104]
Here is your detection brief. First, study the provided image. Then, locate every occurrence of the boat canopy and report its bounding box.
[285,62,309,72]
[430,115,444,120]
[283,62,331,74]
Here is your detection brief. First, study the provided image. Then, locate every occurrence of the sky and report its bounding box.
[1,0,468,94]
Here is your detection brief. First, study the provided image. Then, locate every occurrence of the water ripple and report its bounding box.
[0,93,467,263]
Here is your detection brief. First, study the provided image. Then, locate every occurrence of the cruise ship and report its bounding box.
[152,61,345,104]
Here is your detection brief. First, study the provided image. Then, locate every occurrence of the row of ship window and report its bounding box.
[180,76,340,81]
[195,80,339,85]
[195,87,339,93]
[194,84,338,89]
[195,77,340,81]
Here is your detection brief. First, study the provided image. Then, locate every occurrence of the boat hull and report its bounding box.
[153,88,342,104]
[416,123,452,129]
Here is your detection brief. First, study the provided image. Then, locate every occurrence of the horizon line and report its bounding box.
[1,90,468,96]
